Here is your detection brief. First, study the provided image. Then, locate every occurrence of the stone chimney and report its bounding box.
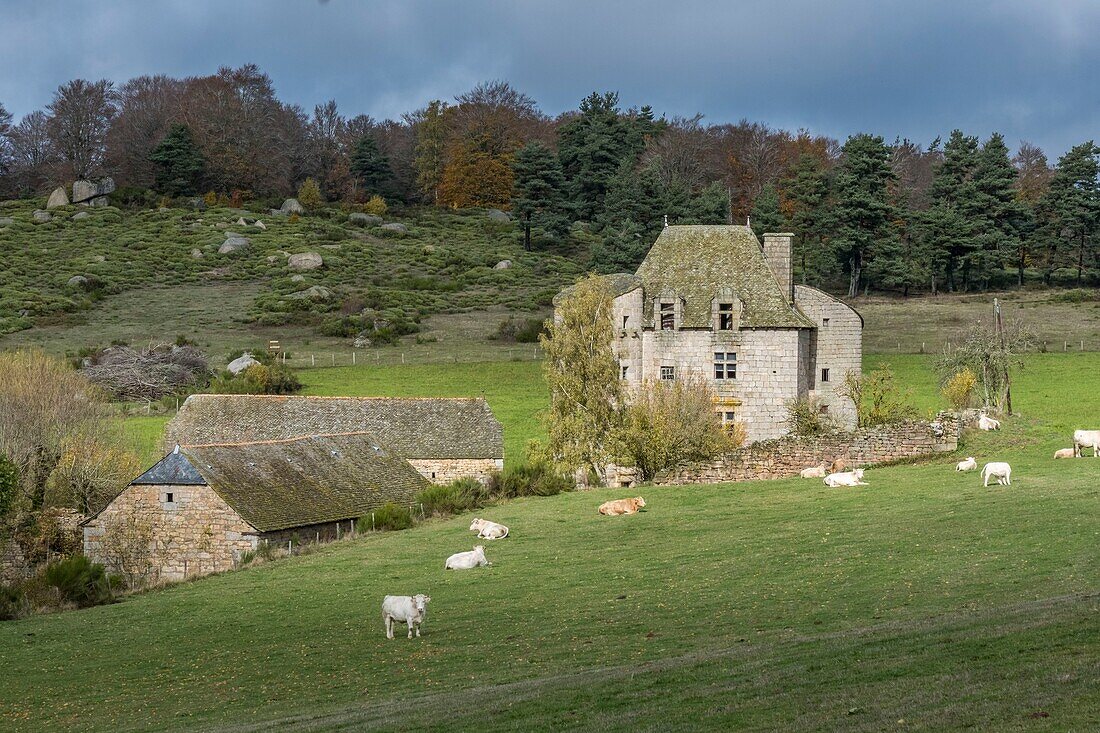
[762,232,794,303]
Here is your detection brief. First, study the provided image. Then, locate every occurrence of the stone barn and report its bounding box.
[83,432,428,581]
[556,225,863,443]
[164,394,505,484]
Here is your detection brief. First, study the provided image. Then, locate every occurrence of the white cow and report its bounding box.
[445,545,489,570]
[981,462,1012,487]
[469,518,509,539]
[955,457,978,472]
[977,414,1001,431]
[824,468,868,487]
[800,463,828,479]
[1072,430,1100,457]
[381,594,431,639]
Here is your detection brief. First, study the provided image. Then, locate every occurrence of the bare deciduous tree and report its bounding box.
[7,110,54,191]
[106,75,185,187]
[47,78,120,179]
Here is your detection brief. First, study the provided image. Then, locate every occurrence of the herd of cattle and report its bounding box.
[382,421,1100,640]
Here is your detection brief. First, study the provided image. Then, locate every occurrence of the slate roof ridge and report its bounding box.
[180,430,382,449]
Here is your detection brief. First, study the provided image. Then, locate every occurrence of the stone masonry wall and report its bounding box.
[84,483,259,582]
[407,458,505,485]
[652,413,958,485]
[795,285,862,429]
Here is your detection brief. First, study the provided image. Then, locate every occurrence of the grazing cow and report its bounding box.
[469,518,509,539]
[445,545,489,570]
[1054,448,1076,459]
[823,469,867,487]
[981,462,1012,487]
[1072,429,1100,457]
[598,497,646,516]
[800,463,828,479]
[830,458,849,473]
[381,594,431,639]
[977,413,1001,431]
[955,457,978,472]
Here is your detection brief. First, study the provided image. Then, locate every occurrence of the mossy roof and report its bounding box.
[165,395,503,460]
[634,225,814,329]
[162,433,428,532]
[552,273,642,305]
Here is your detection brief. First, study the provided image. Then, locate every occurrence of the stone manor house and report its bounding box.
[83,396,503,581]
[560,225,862,443]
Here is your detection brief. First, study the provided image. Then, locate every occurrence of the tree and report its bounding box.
[438,140,513,208]
[349,134,392,198]
[43,436,141,515]
[106,75,184,188]
[1012,141,1051,285]
[1038,141,1100,285]
[539,276,623,475]
[7,111,53,192]
[618,377,739,480]
[307,100,348,201]
[47,78,120,179]
[970,133,1025,289]
[925,130,981,290]
[833,134,896,297]
[0,101,12,177]
[412,100,448,202]
[785,153,835,285]
[838,365,920,427]
[749,183,785,238]
[297,176,324,211]
[511,141,569,249]
[148,124,205,196]
[936,318,1033,413]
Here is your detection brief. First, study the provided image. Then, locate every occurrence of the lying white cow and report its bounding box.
[800,463,828,479]
[981,462,1012,487]
[469,518,509,539]
[977,414,1001,431]
[381,593,431,639]
[445,545,489,570]
[824,468,867,487]
[955,456,978,472]
[1072,429,1100,457]
[1054,448,1076,459]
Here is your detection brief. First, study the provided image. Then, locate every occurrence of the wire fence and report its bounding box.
[880,339,1100,355]
[268,345,544,370]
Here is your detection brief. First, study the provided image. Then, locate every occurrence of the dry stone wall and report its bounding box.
[407,458,504,485]
[651,413,959,485]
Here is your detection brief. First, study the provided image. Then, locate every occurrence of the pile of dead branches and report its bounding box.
[82,344,211,401]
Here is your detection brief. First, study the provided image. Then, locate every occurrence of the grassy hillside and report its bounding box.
[5,354,1098,732]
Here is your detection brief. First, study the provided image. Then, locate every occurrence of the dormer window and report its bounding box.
[718,303,734,330]
[659,302,675,330]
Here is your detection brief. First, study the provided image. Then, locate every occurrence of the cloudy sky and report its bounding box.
[1,0,1096,157]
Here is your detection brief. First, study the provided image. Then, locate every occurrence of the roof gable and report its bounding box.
[635,226,813,329]
[181,432,428,532]
[131,448,207,486]
[165,395,503,460]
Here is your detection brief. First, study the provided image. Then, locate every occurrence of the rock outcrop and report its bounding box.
[46,187,69,208]
[288,252,323,271]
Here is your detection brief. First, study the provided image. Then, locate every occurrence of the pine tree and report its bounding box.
[511,141,570,250]
[833,134,896,297]
[749,184,785,238]
[1038,141,1100,285]
[689,182,730,224]
[148,124,204,197]
[970,133,1025,289]
[349,134,391,199]
[297,176,324,211]
[926,130,980,290]
[784,154,835,285]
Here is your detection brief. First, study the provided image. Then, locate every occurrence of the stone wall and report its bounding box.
[84,483,259,582]
[407,458,504,485]
[794,285,862,429]
[0,535,31,583]
[650,413,958,485]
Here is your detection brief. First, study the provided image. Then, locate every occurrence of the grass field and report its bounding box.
[3,353,1098,732]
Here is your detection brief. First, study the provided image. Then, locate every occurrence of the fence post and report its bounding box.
[1065,341,1069,351]
[401,353,405,364]
[311,354,315,367]
[352,351,356,365]
[332,353,336,366]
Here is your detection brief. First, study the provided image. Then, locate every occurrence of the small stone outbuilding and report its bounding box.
[83,432,428,581]
[165,394,505,484]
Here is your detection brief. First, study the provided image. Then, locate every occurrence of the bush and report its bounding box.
[493,317,547,343]
[416,478,493,517]
[941,368,977,410]
[785,395,838,436]
[489,462,574,499]
[40,555,113,609]
[0,584,29,621]
[208,363,302,395]
[358,502,414,532]
[239,541,278,566]
[840,365,921,427]
[363,195,387,217]
[297,177,324,211]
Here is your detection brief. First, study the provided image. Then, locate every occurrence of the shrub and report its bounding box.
[0,584,29,621]
[489,462,574,499]
[839,365,921,427]
[941,368,978,410]
[785,395,837,436]
[208,363,302,395]
[363,195,387,217]
[0,454,18,518]
[203,191,217,206]
[297,177,324,211]
[358,502,414,532]
[40,555,113,609]
[493,317,546,343]
[416,478,493,517]
[239,541,278,566]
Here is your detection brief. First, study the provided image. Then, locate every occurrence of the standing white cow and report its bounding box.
[823,468,868,487]
[977,413,1001,431]
[981,462,1012,487]
[955,457,978,472]
[381,594,431,639]
[445,545,490,570]
[469,518,509,539]
[1072,430,1100,457]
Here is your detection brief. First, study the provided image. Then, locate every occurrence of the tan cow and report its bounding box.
[830,458,849,473]
[598,497,646,516]
[800,463,828,479]
[1054,448,1076,459]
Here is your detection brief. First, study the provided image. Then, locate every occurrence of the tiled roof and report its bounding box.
[634,225,814,329]
[131,448,207,486]
[179,432,428,532]
[164,395,503,460]
[552,272,642,305]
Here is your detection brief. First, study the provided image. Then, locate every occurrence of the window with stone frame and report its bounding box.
[821,368,830,383]
[717,303,735,330]
[660,365,675,381]
[713,351,737,379]
[659,302,675,330]
[720,410,738,431]
[621,364,629,379]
